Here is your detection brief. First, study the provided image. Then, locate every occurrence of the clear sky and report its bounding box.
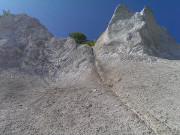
[0,0,180,42]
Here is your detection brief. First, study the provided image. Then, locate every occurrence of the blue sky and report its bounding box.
[0,0,180,42]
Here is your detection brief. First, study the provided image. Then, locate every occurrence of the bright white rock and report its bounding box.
[0,14,94,86]
[1,5,180,135]
[94,4,180,135]
[95,5,180,60]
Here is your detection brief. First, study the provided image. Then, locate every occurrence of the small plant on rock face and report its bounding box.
[0,10,10,17]
[83,40,96,46]
[107,83,113,88]
[68,32,96,46]
[69,32,87,44]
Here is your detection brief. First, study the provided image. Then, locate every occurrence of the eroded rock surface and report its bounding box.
[1,5,180,135]
[94,4,180,135]
[95,5,180,60]
[0,14,94,86]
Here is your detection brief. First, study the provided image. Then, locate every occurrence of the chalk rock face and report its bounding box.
[22,37,94,83]
[0,14,94,83]
[0,14,53,68]
[1,5,180,135]
[94,5,180,60]
[94,5,180,134]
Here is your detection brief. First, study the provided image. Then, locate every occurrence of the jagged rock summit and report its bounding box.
[94,5,180,135]
[95,5,180,60]
[1,5,180,135]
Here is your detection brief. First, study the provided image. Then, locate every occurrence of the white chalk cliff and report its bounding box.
[0,14,94,86]
[94,5,180,135]
[0,5,180,135]
[95,5,180,60]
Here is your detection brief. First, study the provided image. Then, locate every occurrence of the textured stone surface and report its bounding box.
[0,14,94,85]
[1,5,180,135]
[0,72,155,135]
[94,4,180,135]
[95,5,180,60]
[0,14,53,69]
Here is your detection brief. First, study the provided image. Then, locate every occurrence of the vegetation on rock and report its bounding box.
[83,40,96,46]
[69,32,87,44]
[0,10,10,17]
[69,32,96,46]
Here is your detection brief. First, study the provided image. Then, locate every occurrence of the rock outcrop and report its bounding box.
[1,5,180,135]
[94,5,180,135]
[0,14,94,85]
[95,5,180,60]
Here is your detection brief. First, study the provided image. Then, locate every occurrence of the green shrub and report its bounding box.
[94,39,97,45]
[83,40,94,46]
[0,10,10,17]
[69,31,97,46]
[69,32,87,44]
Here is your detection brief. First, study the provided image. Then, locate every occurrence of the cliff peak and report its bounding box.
[95,5,180,60]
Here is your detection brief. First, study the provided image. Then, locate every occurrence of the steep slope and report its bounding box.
[0,14,52,69]
[0,14,94,85]
[95,5,180,60]
[0,13,156,135]
[94,4,180,135]
[1,5,180,135]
